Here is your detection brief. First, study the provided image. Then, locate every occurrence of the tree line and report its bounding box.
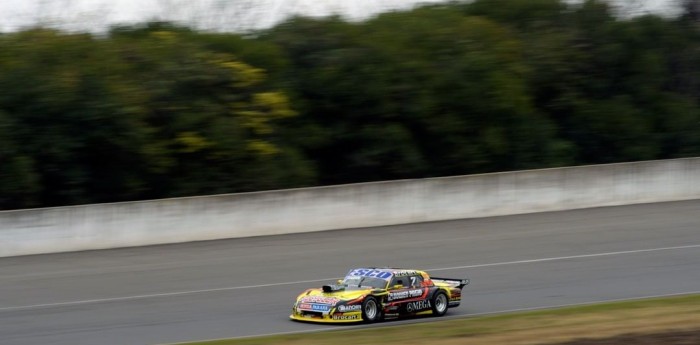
[1,0,699,210]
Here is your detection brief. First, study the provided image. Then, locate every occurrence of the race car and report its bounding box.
[290,267,469,323]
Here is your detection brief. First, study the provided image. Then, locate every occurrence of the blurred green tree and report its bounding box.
[2,0,700,210]
[0,26,314,209]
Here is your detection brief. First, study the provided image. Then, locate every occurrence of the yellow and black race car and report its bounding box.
[290,267,469,323]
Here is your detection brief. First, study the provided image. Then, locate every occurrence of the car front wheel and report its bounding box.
[361,296,381,323]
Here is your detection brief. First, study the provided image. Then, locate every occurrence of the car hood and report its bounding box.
[296,287,373,304]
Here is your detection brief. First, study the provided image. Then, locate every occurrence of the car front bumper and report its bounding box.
[289,309,363,323]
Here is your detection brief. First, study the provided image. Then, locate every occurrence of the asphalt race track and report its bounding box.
[1,200,699,345]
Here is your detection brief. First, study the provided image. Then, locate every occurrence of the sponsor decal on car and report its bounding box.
[332,314,359,320]
[388,289,424,301]
[348,269,393,279]
[300,296,339,304]
[337,304,361,312]
[298,303,332,312]
[393,270,420,277]
[406,300,431,312]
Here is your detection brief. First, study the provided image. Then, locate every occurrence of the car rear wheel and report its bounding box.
[361,296,381,323]
[432,291,448,317]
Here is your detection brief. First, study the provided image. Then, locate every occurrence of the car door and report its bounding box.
[387,274,431,314]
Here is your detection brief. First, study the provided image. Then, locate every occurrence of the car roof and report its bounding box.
[359,267,424,273]
[346,268,426,280]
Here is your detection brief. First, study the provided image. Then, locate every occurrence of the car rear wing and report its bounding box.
[430,277,470,289]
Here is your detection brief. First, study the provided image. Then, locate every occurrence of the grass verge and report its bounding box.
[182,294,700,345]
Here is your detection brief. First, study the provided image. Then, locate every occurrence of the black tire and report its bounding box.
[361,296,381,323]
[431,291,448,317]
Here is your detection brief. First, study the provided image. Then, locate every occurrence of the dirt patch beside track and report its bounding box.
[556,329,700,345]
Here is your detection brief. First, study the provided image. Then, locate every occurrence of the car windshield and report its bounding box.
[342,276,387,290]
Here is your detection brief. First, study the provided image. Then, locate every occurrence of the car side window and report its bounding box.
[390,276,407,289]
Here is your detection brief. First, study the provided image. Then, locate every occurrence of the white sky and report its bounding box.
[0,0,680,33]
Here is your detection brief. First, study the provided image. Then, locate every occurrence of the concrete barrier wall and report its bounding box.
[1,158,699,257]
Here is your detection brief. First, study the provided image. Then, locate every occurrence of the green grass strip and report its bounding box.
[180,294,700,345]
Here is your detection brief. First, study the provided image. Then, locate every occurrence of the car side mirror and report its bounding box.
[337,279,343,284]
[392,284,404,290]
